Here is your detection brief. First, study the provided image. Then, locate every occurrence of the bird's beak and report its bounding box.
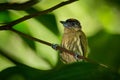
[60,21,66,24]
[60,21,68,28]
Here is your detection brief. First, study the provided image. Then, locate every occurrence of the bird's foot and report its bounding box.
[51,44,58,50]
[74,53,84,62]
[74,53,80,61]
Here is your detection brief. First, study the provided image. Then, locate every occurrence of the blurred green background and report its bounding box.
[0,0,120,80]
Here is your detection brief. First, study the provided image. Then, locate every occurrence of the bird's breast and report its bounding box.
[60,32,82,63]
[61,33,78,50]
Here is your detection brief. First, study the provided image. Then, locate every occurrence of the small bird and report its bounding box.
[60,18,88,64]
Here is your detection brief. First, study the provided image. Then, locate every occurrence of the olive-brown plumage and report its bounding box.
[60,18,88,64]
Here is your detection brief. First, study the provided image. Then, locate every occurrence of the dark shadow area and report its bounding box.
[0,0,40,11]
[88,30,120,72]
[105,0,120,8]
[26,8,60,36]
[0,62,120,80]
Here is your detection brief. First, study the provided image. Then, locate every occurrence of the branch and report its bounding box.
[10,28,108,69]
[10,28,87,60]
[0,0,40,11]
[0,0,78,30]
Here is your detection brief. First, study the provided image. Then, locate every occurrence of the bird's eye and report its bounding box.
[71,22,75,26]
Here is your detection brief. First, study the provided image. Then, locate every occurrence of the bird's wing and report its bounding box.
[79,31,88,57]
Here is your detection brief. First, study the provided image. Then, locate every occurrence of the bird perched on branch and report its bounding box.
[60,18,88,64]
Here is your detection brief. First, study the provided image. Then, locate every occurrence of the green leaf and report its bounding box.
[88,30,120,71]
[0,62,119,80]
[26,8,60,36]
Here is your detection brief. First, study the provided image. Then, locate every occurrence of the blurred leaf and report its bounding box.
[0,11,11,23]
[0,31,52,70]
[0,62,120,80]
[0,0,40,11]
[88,30,120,71]
[105,0,120,8]
[34,14,60,36]
[25,8,60,36]
[0,10,59,70]
[10,10,59,66]
[0,53,15,72]
[21,36,36,50]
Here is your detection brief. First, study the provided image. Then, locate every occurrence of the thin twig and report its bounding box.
[0,0,39,11]
[10,28,52,47]
[0,0,78,30]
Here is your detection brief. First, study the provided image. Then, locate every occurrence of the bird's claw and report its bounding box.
[52,44,58,50]
[74,53,79,61]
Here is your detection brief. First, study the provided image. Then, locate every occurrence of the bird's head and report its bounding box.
[60,18,81,30]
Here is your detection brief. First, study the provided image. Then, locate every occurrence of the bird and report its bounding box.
[60,18,88,64]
